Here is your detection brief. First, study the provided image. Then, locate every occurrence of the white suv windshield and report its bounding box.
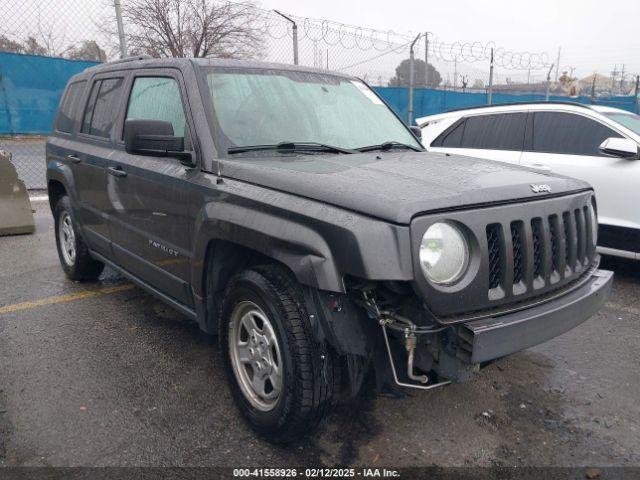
[202,67,421,153]
[603,111,640,136]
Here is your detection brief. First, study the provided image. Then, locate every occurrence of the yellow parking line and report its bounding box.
[0,284,135,315]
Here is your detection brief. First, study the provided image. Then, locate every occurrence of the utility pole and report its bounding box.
[619,64,626,94]
[545,63,555,101]
[274,10,298,65]
[591,73,596,102]
[424,32,429,88]
[554,47,561,82]
[611,65,618,94]
[487,48,494,105]
[114,0,127,59]
[408,33,422,125]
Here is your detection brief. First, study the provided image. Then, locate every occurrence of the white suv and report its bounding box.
[418,102,640,260]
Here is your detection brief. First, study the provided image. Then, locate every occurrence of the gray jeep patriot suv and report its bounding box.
[47,56,613,442]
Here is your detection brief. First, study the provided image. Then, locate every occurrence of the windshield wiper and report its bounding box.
[355,141,423,152]
[228,141,356,155]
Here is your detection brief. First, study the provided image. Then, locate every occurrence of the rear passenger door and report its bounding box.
[73,74,126,257]
[429,112,526,165]
[521,111,635,233]
[106,70,198,308]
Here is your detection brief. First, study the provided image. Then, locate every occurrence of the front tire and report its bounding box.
[54,195,104,281]
[219,265,336,443]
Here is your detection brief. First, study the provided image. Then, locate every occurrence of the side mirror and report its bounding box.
[598,137,639,159]
[124,119,195,166]
[409,125,422,140]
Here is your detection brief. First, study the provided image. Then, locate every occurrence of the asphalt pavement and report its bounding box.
[0,203,639,468]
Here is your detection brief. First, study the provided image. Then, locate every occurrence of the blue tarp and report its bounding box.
[373,87,639,123]
[0,52,99,135]
[0,51,637,134]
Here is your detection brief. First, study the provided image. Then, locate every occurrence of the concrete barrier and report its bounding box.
[0,150,35,235]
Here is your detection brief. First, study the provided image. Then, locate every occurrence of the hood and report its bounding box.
[220,151,591,224]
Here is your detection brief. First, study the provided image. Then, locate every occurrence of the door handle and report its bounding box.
[67,154,82,164]
[107,166,128,178]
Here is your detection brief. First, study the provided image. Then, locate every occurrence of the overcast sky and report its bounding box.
[261,0,640,79]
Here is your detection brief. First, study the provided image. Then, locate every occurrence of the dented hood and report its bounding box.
[220,151,591,224]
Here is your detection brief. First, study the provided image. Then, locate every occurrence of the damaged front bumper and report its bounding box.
[458,269,614,364]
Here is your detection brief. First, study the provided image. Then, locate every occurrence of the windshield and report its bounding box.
[603,111,640,136]
[201,67,422,154]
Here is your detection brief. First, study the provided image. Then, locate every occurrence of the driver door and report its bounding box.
[106,69,199,307]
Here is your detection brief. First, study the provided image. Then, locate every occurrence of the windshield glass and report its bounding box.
[603,111,640,136]
[201,67,422,154]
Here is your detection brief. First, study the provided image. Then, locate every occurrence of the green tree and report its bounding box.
[388,58,442,88]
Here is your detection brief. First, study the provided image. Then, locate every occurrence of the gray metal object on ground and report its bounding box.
[0,150,35,235]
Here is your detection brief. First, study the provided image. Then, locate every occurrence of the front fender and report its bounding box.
[190,178,414,297]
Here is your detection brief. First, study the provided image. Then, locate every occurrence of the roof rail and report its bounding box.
[85,54,153,71]
[440,100,594,115]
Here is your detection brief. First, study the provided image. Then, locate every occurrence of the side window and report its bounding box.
[125,77,186,137]
[531,112,623,156]
[460,113,526,150]
[56,81,86,133]
[432,120,465,147]
[81,78,124,138]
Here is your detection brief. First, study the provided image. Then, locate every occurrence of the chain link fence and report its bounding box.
[2,0,636,189]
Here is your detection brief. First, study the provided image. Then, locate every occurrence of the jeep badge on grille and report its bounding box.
[530,184,552,193]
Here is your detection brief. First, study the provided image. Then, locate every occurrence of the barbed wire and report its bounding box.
[254,8,551,72]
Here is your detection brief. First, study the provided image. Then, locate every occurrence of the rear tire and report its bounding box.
[54,195,104,281]
[219,265,337,443]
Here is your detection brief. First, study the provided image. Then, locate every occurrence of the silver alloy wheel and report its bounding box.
[58,211,76,266]
[229,301,283,412]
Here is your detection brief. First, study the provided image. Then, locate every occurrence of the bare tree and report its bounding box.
[120,0,263,59]
[32,14,67,57]
[0,35,24,54]
[22,36,48,56]
[66,40,107,62]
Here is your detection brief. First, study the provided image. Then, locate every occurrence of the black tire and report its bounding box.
[219,265,337,443]
[53,195,104,281]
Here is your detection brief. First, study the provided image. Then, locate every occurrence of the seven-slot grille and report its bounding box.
[485,204,594,297]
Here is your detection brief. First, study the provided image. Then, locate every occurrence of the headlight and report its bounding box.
[419,222,469,285]
[589,202,598,246]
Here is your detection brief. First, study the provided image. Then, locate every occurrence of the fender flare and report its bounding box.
[46,159,79,210]
[191,201,345,298]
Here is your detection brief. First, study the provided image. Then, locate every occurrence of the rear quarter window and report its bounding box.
[55,81,86,133]
[431,112,526,151]
[460,113,526,150]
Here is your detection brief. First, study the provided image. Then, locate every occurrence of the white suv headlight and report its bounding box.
[419,222,469,285]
